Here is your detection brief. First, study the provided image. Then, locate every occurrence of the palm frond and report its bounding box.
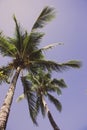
[46,85,62,95]
[48,111,60,130]
[51,79,67,88]
[13,15,21,51]
[0,35,17,57]
[31,60,66,72]
[31,60,81,72]
[32,6,55,29]
[47,93,62,112]
[41,43,63,51]
[0,70,9,84]
[23,32,45,57]
[21,76,38,125]
[13,15,25,54]
[63,60,82,68]
[29,42,63,60]
[35,96,40,114]
[0,64,14,84]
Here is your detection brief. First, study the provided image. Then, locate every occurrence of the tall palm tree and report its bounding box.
[19,72,63,130]
[0,6,81,130]
[17,69,77,130]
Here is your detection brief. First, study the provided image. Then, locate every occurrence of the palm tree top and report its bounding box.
[0,6,81,84]
[17,70,67,124]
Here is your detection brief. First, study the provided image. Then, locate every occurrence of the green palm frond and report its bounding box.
[40,43,63,51]
[22,32,44,59]
[13,15,24,53]
[26,32,44,55]
[31,60,67,72]
[31,42,63,55]
[0,35,17,57]
[32,60,81,72]
[0,64,14,84]
[0,70,9,84]
[63,60,82,68]
[29,42,63,61]
[47,93,62,112]
[31,60,66,71]
[48,111,60,130]
[21,76,38,125]
[46,85,62,95]
[51,79,67,88]
[32,6,55,30]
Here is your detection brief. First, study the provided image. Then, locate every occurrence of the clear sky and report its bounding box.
[0,0,87,130]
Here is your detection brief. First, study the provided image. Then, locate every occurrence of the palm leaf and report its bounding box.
[29,48,44,61]
[0,70,9,84]
[41,43,63,51]
[63,60,82,68]
[30,60,67,72]
[13,15,26,54]
[0,35,17,57]
[51,79,67,88]
[48,111,60,130]
[31,60,81,72]
[0,64,14,84]
[21,76,38,125]
[32,6,55,29]
[30,60,64,72]
[13,15,21,51]
[47,93,62,112]
[23,32,45,58]
[36,96,46,117]
[29,42,63,60]
[46,85,62,95]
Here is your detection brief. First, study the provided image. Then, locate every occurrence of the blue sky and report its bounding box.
[0,0,87,130]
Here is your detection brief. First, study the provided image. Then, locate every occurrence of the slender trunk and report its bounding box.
[0,67,21,130]
[41,95,60,130]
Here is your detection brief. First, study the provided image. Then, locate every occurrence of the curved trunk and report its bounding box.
[0,67,21,130]
[41,95,60,130]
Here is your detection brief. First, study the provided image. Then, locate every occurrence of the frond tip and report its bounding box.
[41,43,64,51]
[48,111,60,130]
[63,60,82,68]
[32,6,55,29]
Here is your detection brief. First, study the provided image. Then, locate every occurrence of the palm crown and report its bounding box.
[0,6,81,84]
[18,70,67,129]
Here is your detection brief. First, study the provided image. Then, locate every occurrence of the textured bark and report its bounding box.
[0,67,21,130]
[41,95,60,130]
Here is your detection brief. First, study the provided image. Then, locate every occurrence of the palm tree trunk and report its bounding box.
[41,95,60,130]
[0,67,21,130]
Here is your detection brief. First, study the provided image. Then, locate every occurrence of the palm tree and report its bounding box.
[19,72,64,130]
[17,69,76,130]
[0,6,81,130]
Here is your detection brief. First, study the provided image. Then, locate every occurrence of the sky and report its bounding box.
[0,0,87,130]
